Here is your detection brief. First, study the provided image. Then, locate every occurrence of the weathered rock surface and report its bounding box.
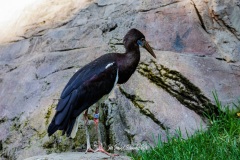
[24,152,130,160]
[0,0,239,159]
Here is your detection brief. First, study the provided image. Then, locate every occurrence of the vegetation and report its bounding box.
[130,92,240,160]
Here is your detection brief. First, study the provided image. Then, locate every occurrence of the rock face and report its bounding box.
[0,0,239,159]
[24,152,130,160]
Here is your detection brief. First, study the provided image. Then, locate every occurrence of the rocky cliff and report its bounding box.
[0,0,239,159]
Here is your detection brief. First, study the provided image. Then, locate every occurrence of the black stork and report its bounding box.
[47,28,156,156]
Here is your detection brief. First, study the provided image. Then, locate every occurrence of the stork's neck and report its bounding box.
[116,46,140,84]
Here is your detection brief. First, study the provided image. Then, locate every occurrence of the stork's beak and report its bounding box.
[143,40,156,58]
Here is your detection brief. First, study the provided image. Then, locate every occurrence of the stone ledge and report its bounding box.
[24,152,131,160]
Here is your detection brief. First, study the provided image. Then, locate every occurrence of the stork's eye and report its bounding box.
[137,38,144,46]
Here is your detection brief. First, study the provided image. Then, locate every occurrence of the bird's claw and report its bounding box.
[94,146,119,157]
[85,147,94,154]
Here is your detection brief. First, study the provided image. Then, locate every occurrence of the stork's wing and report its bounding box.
[48,55,118,136]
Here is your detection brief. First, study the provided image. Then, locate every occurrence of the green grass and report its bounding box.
[130,92,240,160]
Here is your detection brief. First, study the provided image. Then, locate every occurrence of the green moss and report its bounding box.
[10,123,21,132]
[23,119,29,127]
[119,87,168,130]
[137,60,220,118]
[10,115,22,132]
[45,104,56,126]
[0,117,7,124]
[42,126,93,153]
[37,131,47,139]
[43,132,70,153]
[87,114,94,120]
[4,137,12,145]
[108,37,122,52]
[42,105,100,153]
[43,140,54,149]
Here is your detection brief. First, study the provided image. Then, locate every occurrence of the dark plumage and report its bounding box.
[48,55,118,136]
[48,28,156,140]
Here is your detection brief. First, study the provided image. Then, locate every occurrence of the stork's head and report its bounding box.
[123,28,156,58]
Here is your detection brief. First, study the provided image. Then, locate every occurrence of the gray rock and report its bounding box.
[192,0,240,62]
[24,152,131,160]
[0,0,239,159]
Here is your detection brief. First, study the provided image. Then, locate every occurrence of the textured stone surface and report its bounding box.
[192,0,240,62]
[24,152,131,160]
[0,0,239,159]
[0,0,93,43]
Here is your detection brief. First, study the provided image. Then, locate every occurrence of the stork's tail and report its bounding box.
[47,114,78,138]
[47,117,59,136]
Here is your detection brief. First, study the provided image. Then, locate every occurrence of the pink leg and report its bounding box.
[84,109,94,153]
[94,105,118,157]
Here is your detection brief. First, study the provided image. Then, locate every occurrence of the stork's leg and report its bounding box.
[84,109,94,153]
[94,105,118,156]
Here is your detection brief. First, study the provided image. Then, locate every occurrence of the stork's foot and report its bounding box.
[95,145,119,157]
[85,147,94,153]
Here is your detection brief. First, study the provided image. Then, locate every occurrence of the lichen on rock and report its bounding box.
[137,60,220,117]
